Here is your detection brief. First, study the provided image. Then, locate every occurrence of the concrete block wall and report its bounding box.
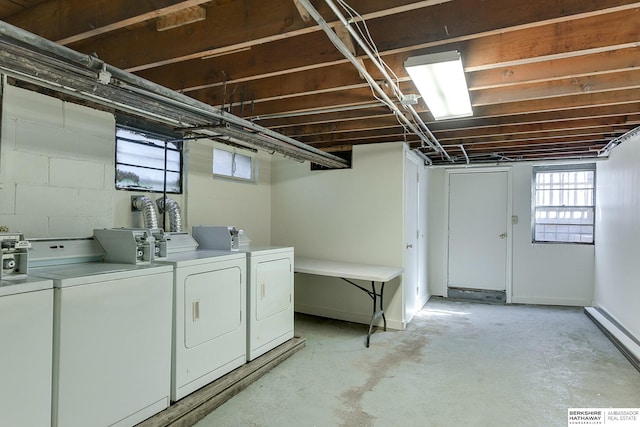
[0,83,273,243]
[0,85,116,237]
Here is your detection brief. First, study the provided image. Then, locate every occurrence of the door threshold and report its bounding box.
[447,287,506,304]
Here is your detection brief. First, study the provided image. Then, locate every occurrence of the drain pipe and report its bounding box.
[296,0,451,161]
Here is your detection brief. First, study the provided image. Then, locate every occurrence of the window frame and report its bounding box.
[212,145,256,182]
[115,124,183,194]
[531,163,596,245]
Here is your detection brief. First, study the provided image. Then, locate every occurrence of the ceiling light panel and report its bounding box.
[405,51,473,120]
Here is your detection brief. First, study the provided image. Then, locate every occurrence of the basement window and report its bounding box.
[213,146,255,181]
[115,125,182,193]
[532,164,595,244]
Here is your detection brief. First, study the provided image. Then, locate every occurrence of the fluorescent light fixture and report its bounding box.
[404,51,473,120]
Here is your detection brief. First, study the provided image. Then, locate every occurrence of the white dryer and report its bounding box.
[29,237,173,427]
[157,232,247,401]
[0,276,53,427]
[245,246,294,360]
[192,226,294,361]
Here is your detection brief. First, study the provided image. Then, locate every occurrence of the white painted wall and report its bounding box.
[0,84,271,242]
[271,142,406,330]
[594,132,640,340]
[511,163,594,306]
[184,141,271,246]
[427,167,447,296]
[427,163,594,306]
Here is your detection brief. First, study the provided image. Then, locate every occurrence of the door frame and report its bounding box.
[404,150,427,324]
[443,167,513,303]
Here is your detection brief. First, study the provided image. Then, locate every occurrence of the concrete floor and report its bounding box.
[195,297,640,427]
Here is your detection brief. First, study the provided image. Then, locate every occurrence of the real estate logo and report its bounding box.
[568,408,640,426]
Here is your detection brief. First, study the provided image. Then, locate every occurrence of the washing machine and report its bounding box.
[192,226,294,361]
[0,276,53,427]
[0,233,53,427]
[154,231,247,401]
[29,236,173,427]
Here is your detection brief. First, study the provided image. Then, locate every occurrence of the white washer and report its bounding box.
[191,227,294,361]
[0,277,53,427]
[29,238,173,427]
[157,232,247,401]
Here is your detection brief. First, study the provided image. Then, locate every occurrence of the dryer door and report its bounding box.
[184,266,242,348]
[256,257,292,320]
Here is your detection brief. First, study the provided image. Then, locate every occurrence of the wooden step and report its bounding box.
[138,336,306,427]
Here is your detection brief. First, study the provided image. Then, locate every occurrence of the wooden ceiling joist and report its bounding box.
[2,0,638,164]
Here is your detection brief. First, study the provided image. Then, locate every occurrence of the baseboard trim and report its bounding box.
[512,296,592,306]
[584,307,640,373]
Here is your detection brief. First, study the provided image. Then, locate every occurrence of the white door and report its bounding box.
[447,171,509,291]
[404,153,419,322]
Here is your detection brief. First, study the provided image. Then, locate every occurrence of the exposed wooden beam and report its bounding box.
[434,116,640,140]
[280,113,640,140]
[4,0,213,45]
[157,6,206,32]
[463,9,640,71]
[427,103,640,132]
[292,0,313,23]
[137,6,639,102]
[470,89,640,119]
[439,128,634,146]
[468,47,640,90]
[259,108,394,129]
[53,0,637,73]
[187,63,366,106]
[67,0,454,72]
[472,70,640,106]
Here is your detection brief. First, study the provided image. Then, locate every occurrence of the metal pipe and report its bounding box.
[0,20,348,169]
[296,0,436,157]
[297,0,450,161]
[459,144,470,164]
[212,123,348,168]
[597,125,640,157]
[413,149,433,165]
[325,0,449,160]
[0,20,104,70]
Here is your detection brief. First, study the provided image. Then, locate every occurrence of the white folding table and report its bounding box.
[294,256,403,347]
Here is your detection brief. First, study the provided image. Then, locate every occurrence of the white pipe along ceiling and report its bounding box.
[0,20,349,169]
[295,0,452,164]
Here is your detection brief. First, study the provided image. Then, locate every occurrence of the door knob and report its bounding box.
[406,243,413,249]
[499,233,507,239]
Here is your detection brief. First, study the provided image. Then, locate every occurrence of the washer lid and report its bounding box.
[0,276,53,296]
[30,262,173,287]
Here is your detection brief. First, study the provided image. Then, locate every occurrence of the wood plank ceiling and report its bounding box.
[1,0,639,165]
